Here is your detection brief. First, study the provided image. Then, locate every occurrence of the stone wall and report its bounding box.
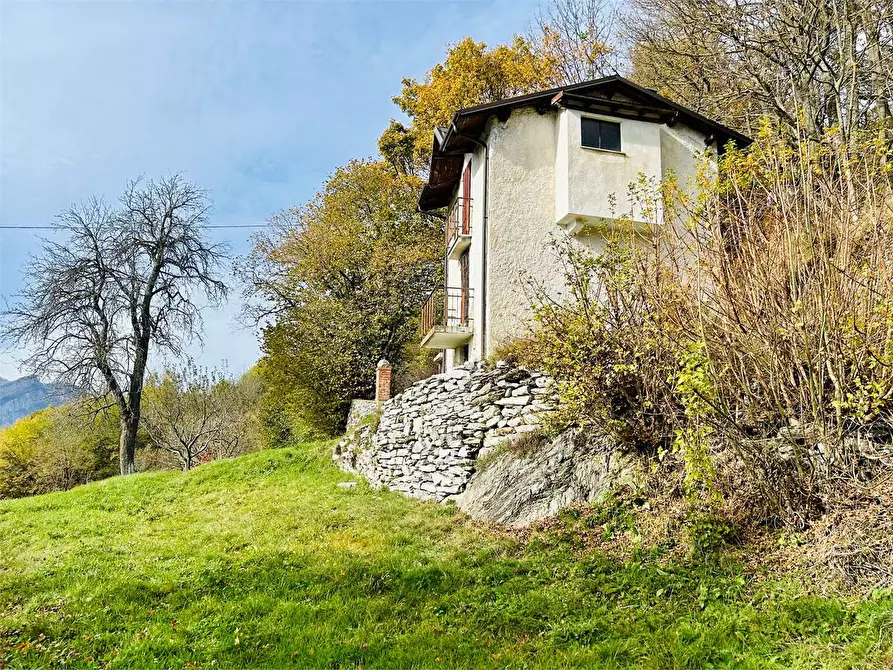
[345,399,380,432]
[333,362,555,501]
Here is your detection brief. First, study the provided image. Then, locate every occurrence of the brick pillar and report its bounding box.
[375,359,392,401]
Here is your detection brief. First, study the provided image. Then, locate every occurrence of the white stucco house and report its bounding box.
[417,75,751,372]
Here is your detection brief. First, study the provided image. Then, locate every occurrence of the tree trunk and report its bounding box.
[121,334,148,475]
[119,415,139,475]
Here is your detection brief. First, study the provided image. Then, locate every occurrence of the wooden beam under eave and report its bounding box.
[555,99,674,125]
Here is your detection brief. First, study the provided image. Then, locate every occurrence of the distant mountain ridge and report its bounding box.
[0,377,77,428]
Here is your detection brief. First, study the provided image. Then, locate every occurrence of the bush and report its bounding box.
[686,511,735,560]
[522,125,893,525]
[665,128,893,522]
[518,239,680,453]
[0,403,118,498]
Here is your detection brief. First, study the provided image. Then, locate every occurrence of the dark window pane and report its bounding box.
[599,121,621,151]
[581,117,601,148]
[581,117,622,151]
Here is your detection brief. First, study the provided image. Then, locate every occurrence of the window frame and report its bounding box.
[580,116,623,153]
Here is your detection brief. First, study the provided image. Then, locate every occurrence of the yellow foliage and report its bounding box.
[248,159,442,435]
[0,410,50,468]
[0,403,119,498]
[392,37,559,162]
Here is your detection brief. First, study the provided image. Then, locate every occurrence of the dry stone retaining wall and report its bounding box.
[345,399,380,432]
[333,362,555,501]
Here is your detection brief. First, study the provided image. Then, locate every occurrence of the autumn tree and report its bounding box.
[0,410,49,498]
[208,368,264,461]
[142,364,259,471]
[625,0,893,141]
[1,176,229,474]
[378,119,421,176]
[0,402,119,498]
[243,159,441,436]
[44,401,121,488]
[529,0,621,85]
[385,37,559,167]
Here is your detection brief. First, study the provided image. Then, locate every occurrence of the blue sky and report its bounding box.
[0,0,539,380]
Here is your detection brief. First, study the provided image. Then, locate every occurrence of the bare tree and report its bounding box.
[529,0,622,85]
[625,0,893,142]
[206,370,263,461]
[1,175,229,474]
[142,366,218,471]
[142,364,261,471]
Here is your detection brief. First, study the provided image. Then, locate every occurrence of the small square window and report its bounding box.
[581,118,622,152]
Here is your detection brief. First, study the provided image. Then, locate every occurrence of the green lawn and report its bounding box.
[0,444,891,669]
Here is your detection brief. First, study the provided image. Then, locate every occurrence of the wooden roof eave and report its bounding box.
[550,91,678,124]
[418,75,753,212]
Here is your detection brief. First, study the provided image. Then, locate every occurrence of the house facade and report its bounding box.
[418,75,751,371]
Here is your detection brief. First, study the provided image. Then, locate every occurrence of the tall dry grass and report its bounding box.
[665,128,893,522]
[524,125,893,526]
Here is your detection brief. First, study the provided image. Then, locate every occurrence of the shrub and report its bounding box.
[518,238,680,454]
[686,511,735,560]
[660,127,893,522]
[522,125,893,525]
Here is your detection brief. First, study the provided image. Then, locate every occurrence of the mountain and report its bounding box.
[0,376,77,427]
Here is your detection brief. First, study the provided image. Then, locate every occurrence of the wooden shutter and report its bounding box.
[459,252,470,322]
[462,162,472,234]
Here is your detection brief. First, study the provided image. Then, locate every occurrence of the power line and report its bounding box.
[0,224,268,230]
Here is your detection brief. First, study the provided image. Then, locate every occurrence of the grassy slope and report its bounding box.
[0,445,891,669]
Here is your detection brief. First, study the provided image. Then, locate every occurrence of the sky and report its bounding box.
[0,0,539,380]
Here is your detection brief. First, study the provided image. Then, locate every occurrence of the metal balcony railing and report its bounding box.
[420,287,474,337]
[446,197,472,252]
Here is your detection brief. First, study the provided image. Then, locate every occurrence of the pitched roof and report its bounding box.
[419,75,752,211]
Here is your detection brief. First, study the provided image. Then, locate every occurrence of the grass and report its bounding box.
[0,443,891,669]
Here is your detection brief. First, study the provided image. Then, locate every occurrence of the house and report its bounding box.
[418,75,751,372]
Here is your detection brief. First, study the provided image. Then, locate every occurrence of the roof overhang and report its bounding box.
[550,91,677,124]
[418,75,752,212]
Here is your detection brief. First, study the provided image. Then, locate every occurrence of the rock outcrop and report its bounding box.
[333,362,638,526]
[454,429,637,527]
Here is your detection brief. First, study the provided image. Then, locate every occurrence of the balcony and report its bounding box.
[446,197,472,261]
[420,287,473,349]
